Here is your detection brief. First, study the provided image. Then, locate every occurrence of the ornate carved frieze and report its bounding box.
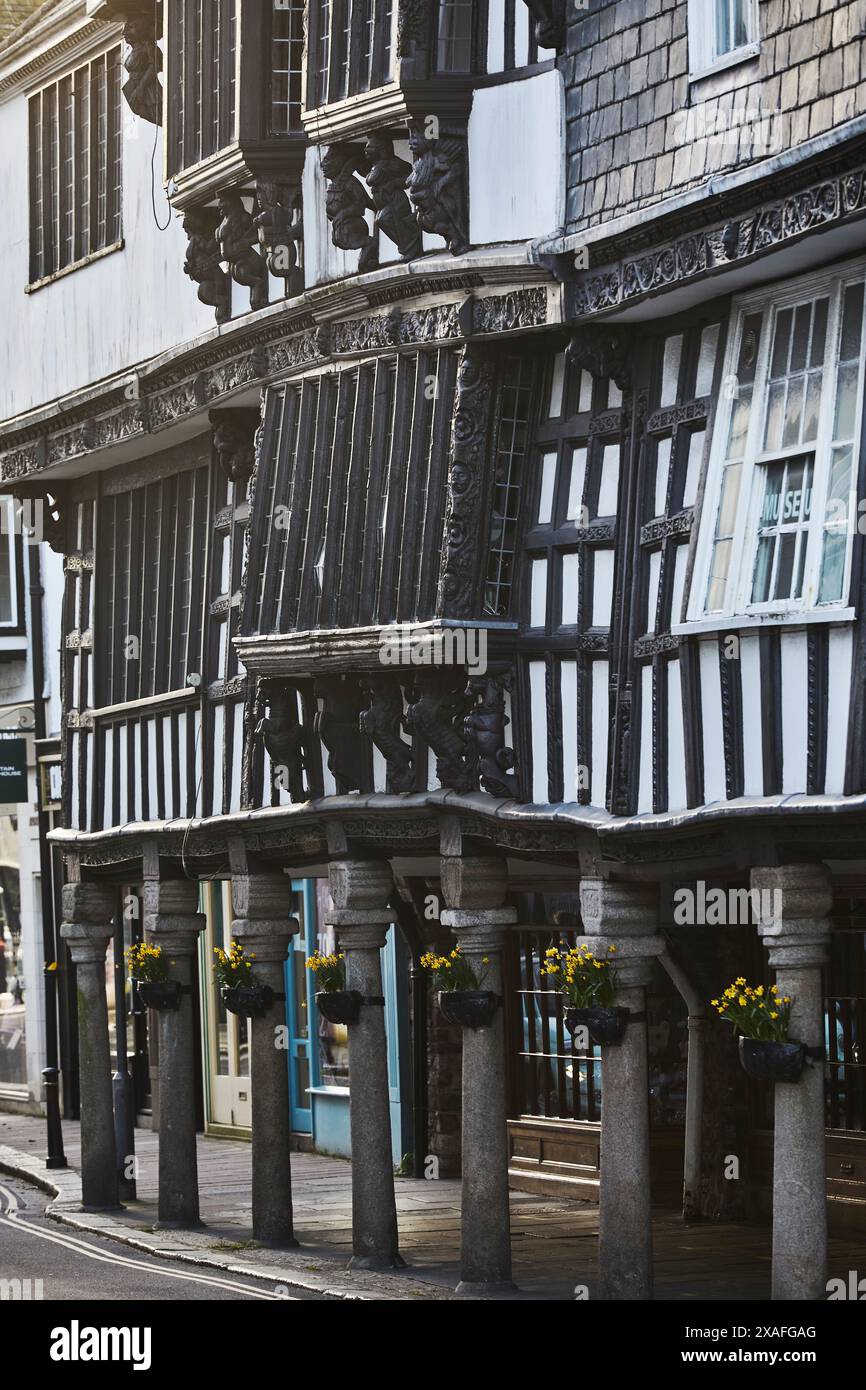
[210,408,260,486]
[571,165,866,319]
[646,400,709,434]
[322,145,378,272]
[522,0,566,50]
[359,677,415,793]
[568,327,632,391]
[315,677,368,793]
[404,674,475,793]
[216,192,269,313]
[437,348,497,619]
[257,684,307,803]
[639,509,694,546]
[465,288,549,336]
[364,132,422,261]
[255,180,304,298]
[463,670,519,800]
[182,208,231,324]
[406,121,469,257]
[633,633,682,658]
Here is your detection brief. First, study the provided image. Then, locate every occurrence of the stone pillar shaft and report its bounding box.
[60,883,119,1211]
[232,872,298,1247]
[326,861,401,1270]
[144,879,206,1229]
[579,878,662,1301]
[441,856,515,1293]
[753,865,831,1302]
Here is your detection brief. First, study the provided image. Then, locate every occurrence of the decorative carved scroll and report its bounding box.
[404,674,475,794]
[406,122,469,257]
[258,686,307,803]
[360,677,415,793]
[437,348,498,619]
[568,326,632,392]
[216,191,269,313]
[522,0,566,50]
[364,131,422,261]
[464,670,519,800]
[315,678,367,792]
[183,208,231,324]
[255,179,304,298]
[8,485,66,554]
[322,145,378,272]
[210,408,260,486]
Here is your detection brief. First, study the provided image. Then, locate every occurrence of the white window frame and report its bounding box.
[0,498,20,631]
[686,257,866,629]
[687,0,759,80]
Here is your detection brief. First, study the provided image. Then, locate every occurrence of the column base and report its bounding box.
[256,1234,300,1251]
[45,1158,69,1171]
[81,1203,126,1215]
[455,1279,519,1298]
[348,1252,406,1271]
[154,1216,205,1232]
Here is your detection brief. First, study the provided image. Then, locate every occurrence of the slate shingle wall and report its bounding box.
[565,0,866,232]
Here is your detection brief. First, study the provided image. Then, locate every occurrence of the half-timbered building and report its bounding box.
[2,0,866,1297]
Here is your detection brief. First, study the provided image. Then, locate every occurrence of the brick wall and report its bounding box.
[565,0,866,232]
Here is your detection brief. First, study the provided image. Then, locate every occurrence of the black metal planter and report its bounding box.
[135,980,183,1012]
[222,984,274,1019]
[438,989,498,1029]
[565,1005,630,1046]
[316,989,363,1025]
[739,1036,806,1083]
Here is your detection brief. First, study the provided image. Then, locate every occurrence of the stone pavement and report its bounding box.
[2,1112,865,1300]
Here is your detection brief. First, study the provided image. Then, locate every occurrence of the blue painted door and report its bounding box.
[284,880,316,1134]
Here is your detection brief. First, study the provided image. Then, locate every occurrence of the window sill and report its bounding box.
[25,240,124,294]
[674,606,856,637]
[689,43,760,86]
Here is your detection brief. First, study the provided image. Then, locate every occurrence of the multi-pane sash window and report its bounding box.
[271,1,306,134]
[695,264,866,619]
[98,467,209,706]
[28,48,122,284]
[167,0,237,177]
[437,0,474,72]
[308,0,395,107]
[688,0,757,74]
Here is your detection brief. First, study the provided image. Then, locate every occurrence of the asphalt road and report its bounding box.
[0,1175,326,1301]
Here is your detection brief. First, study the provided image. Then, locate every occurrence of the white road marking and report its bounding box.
[0,1184,293,1300]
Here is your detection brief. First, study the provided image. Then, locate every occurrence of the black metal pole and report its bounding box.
[113,889,136,1199]
[28,540,67,1169]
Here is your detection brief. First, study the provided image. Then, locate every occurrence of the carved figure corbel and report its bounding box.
[210,408,260,487]
[216,191,269,313]
[568,326,633,392]
[405,120,469,257]
[463,669,519,800]
[321,145,378,272]
[404,673,475,794]
[255,179,304,297]
[122,12,162,124]
[522,0,567,50]
[183,208,231,324]
[257,684,307,803]
[364,131,422,261]
[315,677,368,792]
[360,676,415,793]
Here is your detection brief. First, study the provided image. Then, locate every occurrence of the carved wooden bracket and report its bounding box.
[216,191,269,314]
[464,668,519,800]
[183,207,231,324]
[568,326,633,391]
[522,0,567,51]
[256,682,307,803]
[92,1,163,125]
[360,676,415,793]
[364,131,422,261]
[209,408,260,486]
[322,144,378,272]
[255,179,304,298]
[406,120,469,257]
[404,672,476,794]
[7,484,67,553]
[437,348,498,619]
[315,677,368,793]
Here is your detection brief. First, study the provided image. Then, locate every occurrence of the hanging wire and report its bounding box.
[150,118,172,232]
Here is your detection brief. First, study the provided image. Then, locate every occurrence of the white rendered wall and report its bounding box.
[0,93,215,420]
[468,69,565,245]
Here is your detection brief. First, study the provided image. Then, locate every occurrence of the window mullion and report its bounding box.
[730,306,773,614]
[803,283,843,606]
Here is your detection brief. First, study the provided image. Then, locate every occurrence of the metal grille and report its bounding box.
[512,930,602,1122]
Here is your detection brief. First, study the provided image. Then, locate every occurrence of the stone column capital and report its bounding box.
[441,907,516,955]
[752,865,831,967]
[329,916,390,953]
[231,917,300,962]
[440,856,509,910]
[579,878,658,936]
[231,872,299,962]
[60,883,116,963]
[328,860,393,912]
